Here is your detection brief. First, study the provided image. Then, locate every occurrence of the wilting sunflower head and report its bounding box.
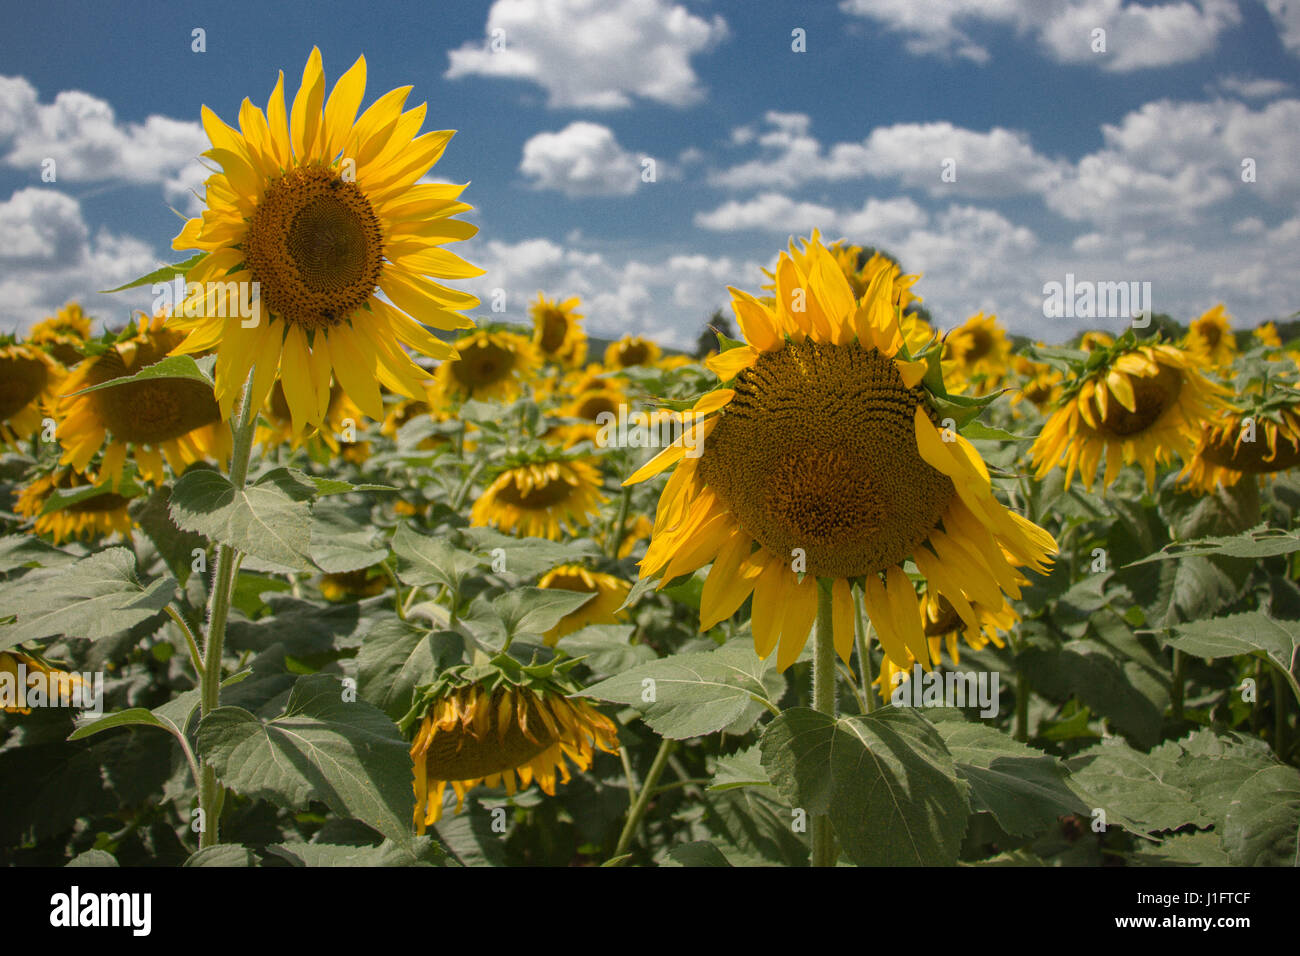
[0,652,87,715]
[0,344,62,448]
[530,293,587,367]
[1179,362,1300,493]
[15,467,133,544]
[434,329,540,403]
[1030,336,1229,491]
[604,336,662,370]
[166,47,483,435]
[942,312,1011,394]
[537,564,631,645]
[471,454,607,540]
[624,231,1056,674]
[29,302,92,365]
[57,311,228,488]
[1185,304,1236,369]
[408,661,618,832]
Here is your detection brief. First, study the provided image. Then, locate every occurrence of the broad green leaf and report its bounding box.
[662,842,733,867]
[1162,612,1300,703]
[462,587,594,650]
[66,849,119,867]
[98,253,206,293]
[709,744,771,792]
[183,845,257,867]
[759,707,970,866]
[309,500,388,573]
[434,806,507,867]
[268,838,446,867]
[196,674,415,845]
[1129,831,1230,867]
[959,420,1034,442]
[392,522,480,591]
[579,640,783,739]
[1127,526,1300,565]
[131,484,209,585]
[0,548,175,650]
[64,354,215,397]
[703,786,809,866]
[1221,765,1300,866]
[170,468,314,571]
[550,625,656,679]
[0,534,77,573]
[459,526,601,579]
[356,619,464,722]
[1066,738,1205,834]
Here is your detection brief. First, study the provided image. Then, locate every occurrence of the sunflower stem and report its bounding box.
[1170,648,1186,722]
[606,485,632,558]
[1272,666,1288,759]
[611,737,675,863]
[1014,666,1030,743]
[811,579,838,868]
[853,588,876,713]
[197,371,258,849]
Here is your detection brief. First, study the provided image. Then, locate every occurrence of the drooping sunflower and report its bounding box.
[625,233,1057,673]
[0,344,62,448]
[434,329,540,403]
[604,336,662,370]
[167,48,483,434]
[943,312,1011,394]
[409,671,618,832]
[471,456,606,540]
[56,311,228,487]
[530,293,587,368]
[1030,338,1227,490]
[29,302,92,366]
[0,651,87,714]
[14,467,133,543]
[1185,304,1236,368]
[537,564,630,644]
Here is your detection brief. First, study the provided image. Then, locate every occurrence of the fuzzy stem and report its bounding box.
[811,579,838,867]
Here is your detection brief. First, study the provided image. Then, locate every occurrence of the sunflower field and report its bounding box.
[3,49,1300,874]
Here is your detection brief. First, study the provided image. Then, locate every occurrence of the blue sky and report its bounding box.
[2,0,1299,346]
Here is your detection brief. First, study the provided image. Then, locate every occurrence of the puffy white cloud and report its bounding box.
[1213,75,1292,99]
[0,74,207,186]
[694,192,838,233]
[0,188,157,333]
[1264,0,1300,55]
[445,0,727,109]
[839,0,1243,71]
[519,122,645,197]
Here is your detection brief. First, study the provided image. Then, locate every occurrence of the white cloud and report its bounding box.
[0,74,207,186]
[694,192,838,233]
[519,122,644,197]
[0,188,157,333]
[445,0,727,109]
[1214,75,1292,99]
[839,0,1242,71]
[1264,0,1300,55]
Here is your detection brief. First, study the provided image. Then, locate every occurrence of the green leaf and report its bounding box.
[552,625,656,679]
[64,354,215,397]
[959,421,1034,442]
[662,841,733,867]
[196,674,415,845]
[1129,831,1230,867]
[98,253,206,293]
[170,468,314,571]
[308,500,388,573]
[356,619,464,722]
[1162,612,1300,703]
[1222,765,1300,866]
[929,711,1087,838]
[66,849,120,867]
[579,640,784,739]
[183,845,257,867]
[1066,738,1206,834]
[459,526,601,579]
[0,548,175,650]
[268,838,447,867]
[759,707,970,866]
[462,587,594,650]
[709,744,771,792]
[392,522,480,591]
[0,534,77,573]
[1127,526,1300,565]
[131,484,209,585]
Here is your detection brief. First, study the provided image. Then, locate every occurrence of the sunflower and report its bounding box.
[537,564,630,644]
[530,293,587,367]
[14,467,133,543]
[604,336,662,370]
[319,566,387,601]
[1254,322,1282,349]
[166,48,483,435]
[825,241,922,311]
[0,652,87,714]
[1077,331,1114,353]
[1179,399,1300,494]
[434,329,540,403]
[547,380,627,448]
[0,344,62,448]
[1185,304,1236,368]
[29,302,92,366]
[624,232,1056,674]
[56,311,228,488]
[1030,340,1226,490]
[471,456,606,540]
[1009,353,1062,411]
[410,679,618,832]
[257,378,366,454]
[943,312,1011,394]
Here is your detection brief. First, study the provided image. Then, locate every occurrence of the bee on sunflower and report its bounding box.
[1030,332,1228,491]
[471,451,607,540]
[55,311,228,488]
[166,47,483,434]
[14,466,134,543]
[530,293,587,368]
[537,564,631,644]
[433,329,541,403]
[624,231,1056,674]
[404,656,618,832]
[1185,304,1237,369]
[0,342,62,448]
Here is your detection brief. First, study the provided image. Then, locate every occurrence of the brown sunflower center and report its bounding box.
[1200,420,1300,473]
[960,327,994,362]
[244,165,384,331]
[89,340,221,444]
[1200,324,1221,347]
[575,392,619,421]
[1099,364,1182,437]
[617,342,650,367]
[452,341,514,389]
[0,355,48,419]
[697,339,955,579]
[543,571,595,593]
[494,469,578,509]
[924,595,961,636]
[67,490,130,514]
[538,311,569,353]
[423,691,557,780]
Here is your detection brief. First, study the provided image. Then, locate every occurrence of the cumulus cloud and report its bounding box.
[839,0,1243,71]
[1215,75,1293,99]
[445,0,727,109]
[519,122,645,197]
[0,188,158,333]
[694,192,927,240]
[1264,0,1300,55]
[0,74,207,186]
